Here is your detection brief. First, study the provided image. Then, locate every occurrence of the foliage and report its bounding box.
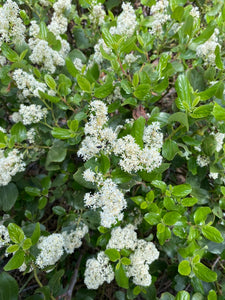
[0,0,225,299]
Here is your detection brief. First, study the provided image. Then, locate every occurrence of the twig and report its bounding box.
[56,253,83,300]
[212,256,221,270]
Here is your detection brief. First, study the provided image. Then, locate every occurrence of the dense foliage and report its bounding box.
[0,0,225,299]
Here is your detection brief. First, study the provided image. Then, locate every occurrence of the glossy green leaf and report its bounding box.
[163,212,181,225]
[4,250,24,271]
[172,184,192,198]
[0,183,19,211]
[178,260,191,276]
[77,75,91,93]
[105,249,120,262]
[115,263,129,289]
[193,263,217,282]
[162,140,179,160]
[175,74,192,109]
[131,116,145,148]
[194,207,211,224]
[201,225,224,243]
[8,223,24,243]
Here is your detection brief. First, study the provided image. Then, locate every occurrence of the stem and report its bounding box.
[165,124,183,141]
[33,268,56,300]
[56,254,83,300]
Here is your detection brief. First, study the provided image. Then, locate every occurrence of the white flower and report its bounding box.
[74,58,84,72]
[0,225,10,248]
[0,0,26,46]
[196,155,210,167]
[107,224,137,251]
[149,0,170,35]
[83,169,96,183]
[90,3,106,25]
[19,104,47,125]
[36,233,64,269]
[214,132,225,152]
[196,29,221,66]
[10,112,22,123]
[84,177,127,228]
[116,2,137,37]
[62,224,88,254]
[13,69,47,98]
[209,172,218,180]
[0,149,25,186]
[27,128,36,144]
[84,251,114,289]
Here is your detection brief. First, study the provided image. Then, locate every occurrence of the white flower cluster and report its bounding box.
[149,0,170,35]
[27,128,36,144]
[110,2,137,37]
[0,149,25,186]
[36,224,88,269]
[84,251,114,289]
[78,101,117,160]
[90,2,106,26]
[0,0,25,46]
[62,224,88,254]
[124,53,139,65]
[196,29,220,66]
[12,69,47,99]
[93,38,112,65]
[84,172,127,228]
[84,225,159,289]
[18,104,48,125]
[114,122,163,173]
[28,16,70,73]
[213,132,225,152]
[209,172,218,180]
[196,155,210,167]
[74,58,84,72]
[107,225,159,286]
[0,55,6,66]
[39,0,52,6]
[78,101,163,174]
[48,0,72,37]
[0,225,10,248]
[190,6,200,19]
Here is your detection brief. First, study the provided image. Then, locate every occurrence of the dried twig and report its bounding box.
[56,253,83,300]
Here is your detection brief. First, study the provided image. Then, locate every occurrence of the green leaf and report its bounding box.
[105,249,120,262]
[99,154,110,174]
[201,225,224,243]
[25,186,41,197]
[201,135,217,156]
[212,102,225,121]
[175,291,190,300]
[181,15,193,37]
[52,206,66,216]
[115,263,129,289]
[1,44,19,62]
[160,292,175,300]
[162,140,179,160]
[133,84,151,100]
[51,127,74,140]
[44,74,56,90]
[178,260,191,276]
[121,257,131,265]
[175,74,192,109]
[144,212,161,225]
[39,21,48,40]
[194,207,211,224]
[94,78,114,98]
[190,22,215,48]
[197,82,221,101]
[151,180,167,192]
[22,238,32,250]
[4,250,24,271]
[172,6,184,22]
[77,75,91,93]
[8,223,24,243]
[168,112,189,130]
[49,269,64,295]
[190,104,213,119]
[6,244,20,253]
[0,272,19,300]
[118,36,136,54]
[181,197,198,207]
[38,91,60,103]
[65,57,78,77]
[157,223,171,245]
[31,223,40,245]
[215,45,223,69]
[131,116,145,148]
[157,53,170,78]
[207,290,217,300]
[172,184,192,198]
[102,28,117,49]
[10,122,27,142]
[193,263,217,282]
[163,212,181,225]
[0,183,19,211]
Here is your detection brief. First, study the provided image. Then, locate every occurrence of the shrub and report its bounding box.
[0,0,225,299]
